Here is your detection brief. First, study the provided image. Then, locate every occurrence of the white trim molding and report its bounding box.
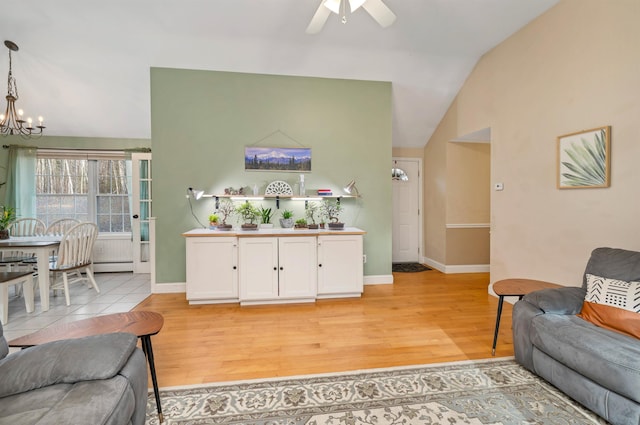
[152,275,395,295]
[364,274,394,285]
[445,223,490,229]
[152,282,186,294]
[422,257,489,274]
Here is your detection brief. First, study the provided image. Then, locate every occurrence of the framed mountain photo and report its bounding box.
[244,147,311,172]
[557,126,611,189]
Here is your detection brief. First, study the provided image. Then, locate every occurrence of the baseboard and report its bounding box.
[364,274,394,285]
[422,257,446,273]
[151,282,186,294]
[93,263,133,273]
[151,277,393,294]
[422,257,489,274]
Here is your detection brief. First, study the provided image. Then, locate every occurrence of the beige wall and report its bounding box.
[392,147,424,159]
[426,0,640,284]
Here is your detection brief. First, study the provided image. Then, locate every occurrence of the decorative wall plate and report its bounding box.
[265,180,293,195]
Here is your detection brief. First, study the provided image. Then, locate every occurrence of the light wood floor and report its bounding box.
[134,270,514,387]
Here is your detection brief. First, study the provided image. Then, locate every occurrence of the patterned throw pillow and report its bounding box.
[578,274,640,339]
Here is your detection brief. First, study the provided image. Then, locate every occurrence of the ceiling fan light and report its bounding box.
[350,0,367,12]
[323,0,341,14]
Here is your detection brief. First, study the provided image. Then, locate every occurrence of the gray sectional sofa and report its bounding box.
[0,321,148,425]
[513,247,640,425]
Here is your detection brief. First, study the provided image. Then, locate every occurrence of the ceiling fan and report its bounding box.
[306,0,397,34]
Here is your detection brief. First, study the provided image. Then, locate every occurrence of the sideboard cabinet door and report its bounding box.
[317,235,363,297]
[186,237,238,303]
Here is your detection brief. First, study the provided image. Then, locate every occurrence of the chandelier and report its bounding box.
[0,40,45,138]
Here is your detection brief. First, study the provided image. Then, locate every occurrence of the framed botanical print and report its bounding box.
[557,126,611,189]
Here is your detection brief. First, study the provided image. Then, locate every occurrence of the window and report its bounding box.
[35,152,132,233]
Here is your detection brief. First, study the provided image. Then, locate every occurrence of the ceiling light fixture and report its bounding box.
[306,0,396,34]
[0,41,45,138]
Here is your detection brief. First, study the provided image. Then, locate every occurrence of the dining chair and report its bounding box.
[0,270,34,325]
[0,218,46,269]
[9,218,46,237]
[45,218,80,237]
[50,222,100,306]
[43,218,80,268]
[0,218,45,297]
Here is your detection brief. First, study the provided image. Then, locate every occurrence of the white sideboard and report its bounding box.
[183,227,365,305]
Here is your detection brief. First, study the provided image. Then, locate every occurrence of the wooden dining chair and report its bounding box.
[0,218,46,270]
[9,218,46,237]
[45,218,80,237]
[0,218,45,297]
[50,222,100,306]
[0,271,35,325]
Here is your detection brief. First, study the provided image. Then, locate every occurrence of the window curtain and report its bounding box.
[4,146,37,218]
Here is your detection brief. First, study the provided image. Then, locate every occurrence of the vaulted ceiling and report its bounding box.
[2,0,558,147]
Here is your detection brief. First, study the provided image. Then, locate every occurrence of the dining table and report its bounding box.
[0,235,61,312]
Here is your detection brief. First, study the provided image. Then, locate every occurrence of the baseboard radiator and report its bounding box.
[92,233,133,272]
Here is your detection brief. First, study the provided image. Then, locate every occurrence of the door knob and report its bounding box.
[132,214,139,219]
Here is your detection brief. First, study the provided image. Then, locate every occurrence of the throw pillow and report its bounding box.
[578,274,640,339]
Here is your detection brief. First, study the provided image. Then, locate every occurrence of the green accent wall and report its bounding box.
[150,68,392,284]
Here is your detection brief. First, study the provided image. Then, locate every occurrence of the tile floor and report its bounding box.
[3,272,151,350]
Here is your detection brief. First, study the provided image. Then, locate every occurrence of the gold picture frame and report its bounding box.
[557,126,611,189]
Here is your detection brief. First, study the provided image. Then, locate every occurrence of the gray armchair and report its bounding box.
[0,322,148,425]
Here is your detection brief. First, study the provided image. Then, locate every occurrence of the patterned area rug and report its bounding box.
[145,358,608,425]
[392,262,432,272]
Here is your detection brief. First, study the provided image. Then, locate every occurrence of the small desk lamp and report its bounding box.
[343,180,361,197]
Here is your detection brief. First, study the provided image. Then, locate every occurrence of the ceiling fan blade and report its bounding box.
[306,2,333,34]
[361,0,397,28]
[324,0,341,14]
[349,0,367,12]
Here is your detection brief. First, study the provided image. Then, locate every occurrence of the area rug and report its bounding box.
[145,358,608,425]
[392,262,432,272]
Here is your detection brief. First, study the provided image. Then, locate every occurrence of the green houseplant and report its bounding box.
[321,200,344,229]
[294,218,308,229]
[258,206,274,229]
[0,206,16,239]
[208,214,219,229]
[279,209,294,229]
[305,202,319,229]
[217,199,235,230]
[236,200,259,230]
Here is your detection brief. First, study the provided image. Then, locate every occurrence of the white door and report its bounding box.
[392,158,421,263]
[131,153,152,273]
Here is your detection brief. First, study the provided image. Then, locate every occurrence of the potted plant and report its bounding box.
[258,206,274,229]
[236,200,259,230]
[217,199,235,231]
[208,214,219,230]
[294,218,308,229]
[0,206,16,239]
[279,209,294,228]
[321,200,344,229]
[305,202,319,229]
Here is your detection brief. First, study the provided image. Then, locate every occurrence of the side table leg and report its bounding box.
[492,296,505,356]
[141,336,163,423]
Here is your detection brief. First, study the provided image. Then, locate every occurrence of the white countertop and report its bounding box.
[182,227,366,237]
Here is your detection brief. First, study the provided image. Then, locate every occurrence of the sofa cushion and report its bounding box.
[530,313,640,404]
[582,247,640,289]
[578,274,640,339]
[0,332,137,399]
[0,376,134,425]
